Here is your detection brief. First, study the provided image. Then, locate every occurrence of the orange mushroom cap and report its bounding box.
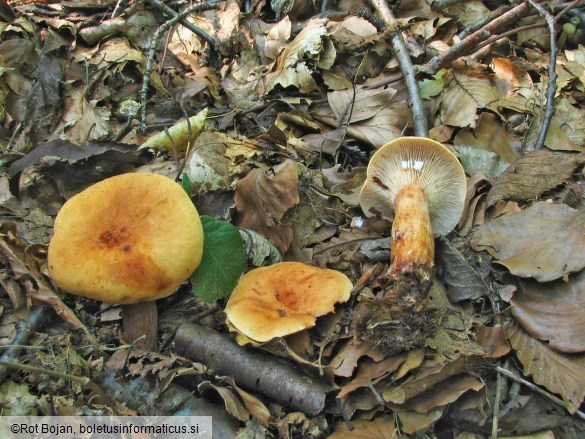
[359,137,467,236]
[48,172,204,304]
[225,262,352,343]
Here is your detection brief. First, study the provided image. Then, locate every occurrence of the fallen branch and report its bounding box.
[368,0,428,137]
[175,323,333,416]
[420,2,529,76]
[526,0,558,151]
[0,306,50,382]
[139,1,220,133]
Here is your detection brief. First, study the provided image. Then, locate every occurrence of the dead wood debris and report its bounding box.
[175,323,333,416]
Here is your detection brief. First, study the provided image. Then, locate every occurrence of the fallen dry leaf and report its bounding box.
[337,353,406,398]
[328,415,397,439]
[505,321,585,414]
[470,202,585,282]
[436,237,490,303]
[441,60,500,128]
[399,374,484,413]
[486,150,585,207]
[511,271,585,353]
[235,160,299,253]
[454,111,521,162]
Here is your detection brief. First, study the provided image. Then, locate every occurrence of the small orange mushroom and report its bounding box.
[359,137,466,281]
[225,262,352,343]
[48,172,204,349]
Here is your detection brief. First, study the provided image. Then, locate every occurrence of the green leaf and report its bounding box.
[181,172,192,197]
[191,216,246,303]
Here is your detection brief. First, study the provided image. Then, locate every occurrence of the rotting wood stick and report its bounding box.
[175,323,333,416]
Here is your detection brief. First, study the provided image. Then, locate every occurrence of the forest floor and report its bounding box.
[1,0,585,438]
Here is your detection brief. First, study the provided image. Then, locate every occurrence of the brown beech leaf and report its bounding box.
[486,150,585,207]
[511,271,585,353]
[475,324,511,358]
[399,374,484,413]
[328,415,397,439]
[235,160,299,253]
[505,321,585,414]
[436,237,490,303]
[328,87,398,125]
[454,112,521,162]
[470,202,585,282]
[337,353,406,398]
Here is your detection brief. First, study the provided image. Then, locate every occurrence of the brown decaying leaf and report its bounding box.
[198,381,250,422]
[486,150,585,207]
[235,160,299,253]
[337,353,406,398]
[397,409,443,434]
[399,374,484,413]
[328,415,397,439]
[505,321,585,414]
[470,202,585,282]
[511,271,585,353]
[328,87,398,126]
[441,60,500,128]
[383,356,469,404]
[475,324,511,358]
[436,237,490,302]
[454,112,521,162]
[0,223,94,341]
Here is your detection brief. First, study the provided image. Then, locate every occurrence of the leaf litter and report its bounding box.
[0,0,585,437]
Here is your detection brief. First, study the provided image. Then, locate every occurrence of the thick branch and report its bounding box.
[175,324,333,415]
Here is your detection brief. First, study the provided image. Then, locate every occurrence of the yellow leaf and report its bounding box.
[139,107,208,152]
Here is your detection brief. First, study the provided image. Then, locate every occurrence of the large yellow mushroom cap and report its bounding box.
[48,172,204,304]
[225,262,353,343]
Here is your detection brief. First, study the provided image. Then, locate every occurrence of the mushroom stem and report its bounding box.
[389,183,435,278]
[121,301,158,351]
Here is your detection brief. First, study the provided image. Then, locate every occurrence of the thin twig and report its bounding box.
[526,0,558,151]
[0,360,90,385]
[420,2,530,76]
[495,366,585,421]
[0,307,50,382]
[458,3,515,40]
[139,1,220,133]
[368,0,428,137]
[491,367,502,439]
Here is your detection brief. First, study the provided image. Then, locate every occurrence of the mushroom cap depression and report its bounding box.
[48,172,204,304]
[359,137,467,236]
[225,262,352,343]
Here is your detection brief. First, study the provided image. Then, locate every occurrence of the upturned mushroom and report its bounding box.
[225,262,352,343]
[359,137,466,284]
[48,172,204,350]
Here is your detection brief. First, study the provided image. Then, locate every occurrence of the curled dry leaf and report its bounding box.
[505,321,585,414]
[511,271,585,353]
[235,160,299,253]
[486,150,585,207]
[470,202,585,282]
